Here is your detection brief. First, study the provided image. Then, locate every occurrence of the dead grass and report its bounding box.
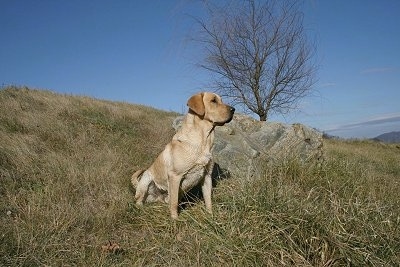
[1,86,399,266]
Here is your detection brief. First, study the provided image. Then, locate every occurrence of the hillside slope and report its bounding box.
[374,131,400,143]
[1,86,399,266]
[0,86,178,265]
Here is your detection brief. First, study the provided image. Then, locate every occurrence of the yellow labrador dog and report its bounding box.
[131,92,235,219]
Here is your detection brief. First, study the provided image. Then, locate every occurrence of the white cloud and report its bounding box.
[325,113,400,138]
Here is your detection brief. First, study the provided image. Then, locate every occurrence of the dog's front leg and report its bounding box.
[168,171,182,219]
[202,163,214,214]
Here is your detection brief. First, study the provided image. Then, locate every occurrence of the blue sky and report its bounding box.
[1,0,399,138]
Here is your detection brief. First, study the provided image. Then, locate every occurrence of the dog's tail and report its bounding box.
[131,169,145,189]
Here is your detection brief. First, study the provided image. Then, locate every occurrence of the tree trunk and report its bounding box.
[259,113,267,121]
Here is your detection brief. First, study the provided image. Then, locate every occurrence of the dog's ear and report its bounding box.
[187,93,205,116]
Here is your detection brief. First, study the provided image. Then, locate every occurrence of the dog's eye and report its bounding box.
[211,98,217,103]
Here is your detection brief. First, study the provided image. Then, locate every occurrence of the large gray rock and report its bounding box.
[173,114,324,179]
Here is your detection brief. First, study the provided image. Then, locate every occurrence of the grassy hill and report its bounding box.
[1,86,399,266]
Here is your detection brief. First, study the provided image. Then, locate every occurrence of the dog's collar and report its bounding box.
[208,125,216,138]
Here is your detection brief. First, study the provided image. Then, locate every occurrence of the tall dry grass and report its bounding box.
[1,86,399,266]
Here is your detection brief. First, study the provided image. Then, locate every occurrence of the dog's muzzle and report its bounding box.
[224,106,235,124]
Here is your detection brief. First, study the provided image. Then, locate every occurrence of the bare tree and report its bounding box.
[193,0,316,121]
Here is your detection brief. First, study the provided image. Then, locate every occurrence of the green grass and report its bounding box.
[1,86,399,266]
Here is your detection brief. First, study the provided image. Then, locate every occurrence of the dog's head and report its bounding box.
[187,92,235,125]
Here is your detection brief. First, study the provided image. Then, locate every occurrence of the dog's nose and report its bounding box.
[230,106,235,113]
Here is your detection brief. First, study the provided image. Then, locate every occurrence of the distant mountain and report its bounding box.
[373,131,400,143]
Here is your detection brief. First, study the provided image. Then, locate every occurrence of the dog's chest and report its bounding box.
[181,134,213,168]
[181,163,209,192]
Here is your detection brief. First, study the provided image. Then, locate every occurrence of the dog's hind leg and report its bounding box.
[134,170,153,205]
[131,169,145,189]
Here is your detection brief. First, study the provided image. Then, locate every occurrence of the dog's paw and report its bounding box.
[171,212,179,220]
